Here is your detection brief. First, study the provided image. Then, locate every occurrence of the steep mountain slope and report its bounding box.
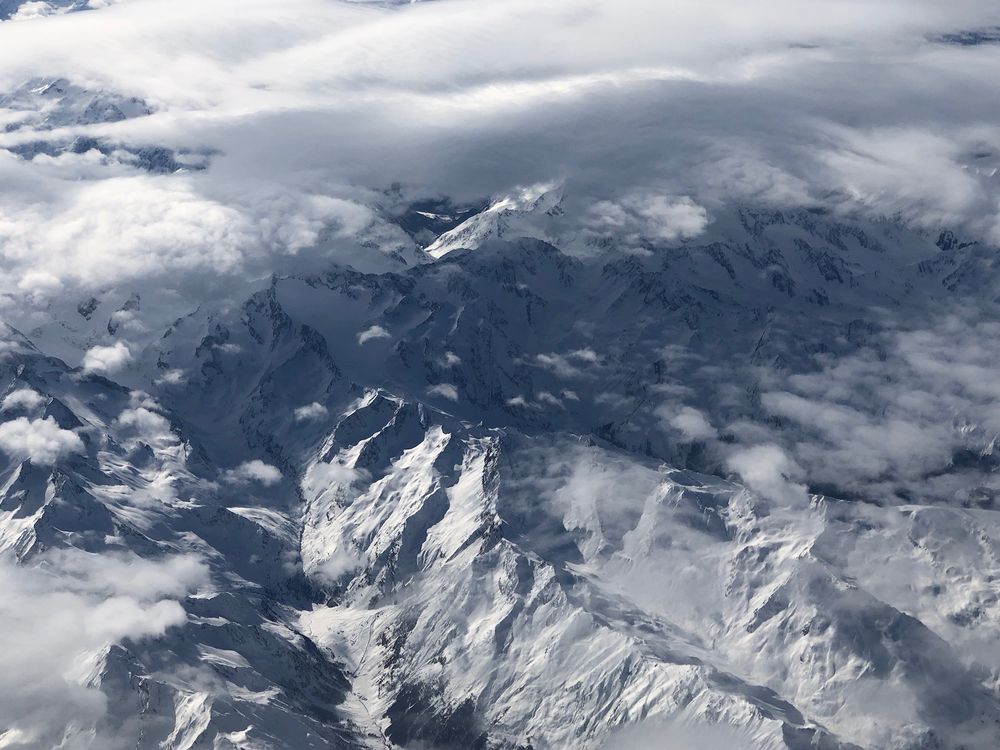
[1,206,999,749]
[297,397,1000,749]
[0,325,366,749]
[0,77,150,130]
[243,205,989,491]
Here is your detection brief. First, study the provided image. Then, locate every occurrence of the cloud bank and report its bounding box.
[0,0,996,322]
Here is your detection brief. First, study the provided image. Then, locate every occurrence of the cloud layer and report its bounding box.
[0,0,998,320]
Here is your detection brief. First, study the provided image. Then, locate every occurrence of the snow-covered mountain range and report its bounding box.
[2,183,1000,749]
[3,0,1000,748]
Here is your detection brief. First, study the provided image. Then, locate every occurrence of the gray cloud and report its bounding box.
[0,0,996,320]
[0,549,207,749]
[655,305,1000,507]
[749,310,1000,504]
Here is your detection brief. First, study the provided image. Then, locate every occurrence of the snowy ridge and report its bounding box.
[0,205,999,748]
[0,77,150,130]
[3,0,1000,746]
[297,396,1000,749]
[425,184,564,259]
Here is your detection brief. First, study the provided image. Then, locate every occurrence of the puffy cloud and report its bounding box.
[357,325,390,345]
[0,178,249,291]
[115,402,174,446]
[658,404,717,441]
[1,387,46,412]
[312,544,363,584]
[725,443,809,507]
[293,401,328,421]
[223,459,282,486]
[300,459,366,500]
[536,391,564,408]
[535,348,601,378]
[154,368,186,386]
[0,168,399,324]
[82,342,131,375]
[742,311,1000,504]
[632,308,1000,507]
[586,194,709,244]
[116,407,165,434]
[0,549,207,750]
[523,441,665,559]
[817,126,997,235]
[427,383,458,401]
[0,416,84,464]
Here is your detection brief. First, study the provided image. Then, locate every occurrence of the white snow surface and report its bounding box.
[0,200,999,749]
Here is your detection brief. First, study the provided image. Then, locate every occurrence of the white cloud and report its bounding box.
[116,406,165,432]
[294,401,328,421]
[731,311,1000,504]
[223,459,282,486]
[357,325,391,345]
[0,178,249,291]
[587,194,709,244]
[0,173,378,294]
[82,342,131,375]
[116,405,174,445]
[301,459,366,499]
[818,126,990,233]
[536,442,663,559]
[535,348,601,378]
[725,443,809,507]
[537,391,564,408]
[108,308,146,333]
[658,404,717,441]
[312,544,363,584]
[1,387,46,412]
[154,368,187,386]
[0,416,84,464]
[427,383,459,401]
[0,549,207,749]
